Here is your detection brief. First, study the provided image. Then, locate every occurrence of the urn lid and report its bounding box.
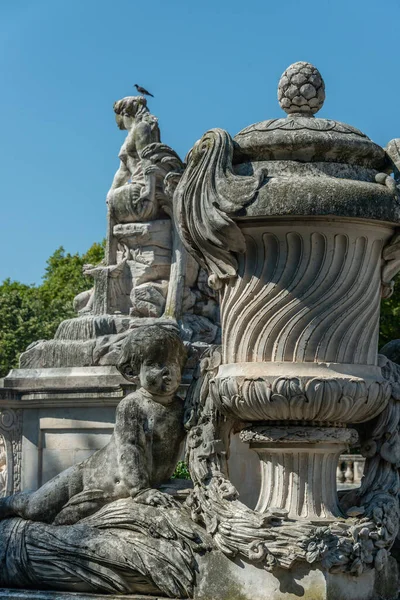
[234,61,388,171]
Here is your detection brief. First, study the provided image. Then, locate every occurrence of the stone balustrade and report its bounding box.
[336,453,365,487]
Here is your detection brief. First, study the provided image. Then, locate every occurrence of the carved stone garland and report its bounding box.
[184,349,400,574]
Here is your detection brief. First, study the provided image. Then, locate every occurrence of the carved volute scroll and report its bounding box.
[174,128,266,289]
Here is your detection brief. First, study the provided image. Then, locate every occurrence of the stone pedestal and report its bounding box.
[242,426,358,520]
[194,553,400,600]
[0,367,131,494]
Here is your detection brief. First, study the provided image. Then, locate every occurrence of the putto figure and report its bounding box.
[0,325,187,525]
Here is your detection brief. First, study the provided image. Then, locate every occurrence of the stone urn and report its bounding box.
[175,61,400,524]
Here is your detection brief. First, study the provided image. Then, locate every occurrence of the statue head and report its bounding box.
[113,96,148,130]
[117,325,187,398]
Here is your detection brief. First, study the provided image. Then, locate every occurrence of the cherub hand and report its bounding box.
[135,488,179,508]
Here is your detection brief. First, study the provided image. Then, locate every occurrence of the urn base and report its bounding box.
[241,425,359,521]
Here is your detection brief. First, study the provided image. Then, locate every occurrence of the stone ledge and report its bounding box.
[1,367,128,391]
[0,590,175,599]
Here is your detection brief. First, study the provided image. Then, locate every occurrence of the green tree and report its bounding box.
[380,273,400,349]
[0,242,104,377]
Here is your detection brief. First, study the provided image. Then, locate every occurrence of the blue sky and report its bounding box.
[1,0,399,285]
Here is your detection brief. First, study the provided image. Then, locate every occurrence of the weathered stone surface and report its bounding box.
[0,553,398,600]
[3,366,127,390]
[174,61,400,599]
[113,219,172,250]
[195,553,400,600]
[16,97,220,371]
[0,438,6,497]
[0,326,209,597]
[3,60,400,600]
[277,61,325,115]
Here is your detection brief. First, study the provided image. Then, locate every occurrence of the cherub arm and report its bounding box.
[114,396,151,497]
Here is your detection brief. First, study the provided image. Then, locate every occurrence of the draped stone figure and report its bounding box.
[19,96,220,371]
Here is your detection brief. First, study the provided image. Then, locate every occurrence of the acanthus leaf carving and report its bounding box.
[208,374,390,424]
[174,128,266,289]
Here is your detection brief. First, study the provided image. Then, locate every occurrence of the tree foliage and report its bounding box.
[0,242,104,378]
[380,273,400,349]
[172,460,191,480]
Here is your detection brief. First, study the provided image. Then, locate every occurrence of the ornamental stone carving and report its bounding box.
[2,62,400,600]
[174,61,400,598]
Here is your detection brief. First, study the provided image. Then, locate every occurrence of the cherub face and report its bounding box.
[139,357,181,397]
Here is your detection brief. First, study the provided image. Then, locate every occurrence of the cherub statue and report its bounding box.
[0,325,187,525]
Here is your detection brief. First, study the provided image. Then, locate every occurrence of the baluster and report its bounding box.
[344,459,354,483]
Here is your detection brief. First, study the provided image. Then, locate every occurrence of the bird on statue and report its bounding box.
[134,84,154,97]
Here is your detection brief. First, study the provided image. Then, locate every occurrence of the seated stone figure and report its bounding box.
[0,325,187,525]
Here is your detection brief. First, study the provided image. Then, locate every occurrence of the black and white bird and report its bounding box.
[134,84,154,98]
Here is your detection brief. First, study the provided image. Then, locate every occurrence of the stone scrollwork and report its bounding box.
[184,347,292,568]
[174,128,266,289]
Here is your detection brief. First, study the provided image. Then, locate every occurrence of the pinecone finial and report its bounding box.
[278,62,325,116]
